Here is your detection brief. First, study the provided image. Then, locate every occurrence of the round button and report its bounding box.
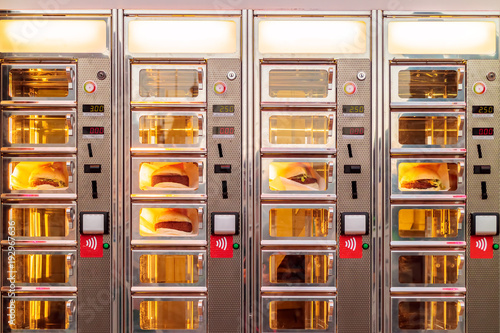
[493,243,499,250]
[227,71,237,81]
[473,82,486,95]
[362,243,369,250]
[344,82,357,95]
[83,80,97,94]
[357,72,366,81]
[214,81,227,94]
[233,243,240,249]
[103,243,110,249]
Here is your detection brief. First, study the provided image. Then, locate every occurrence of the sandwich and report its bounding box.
[28,164,67,189]
[400,165,444,190]
[154,210,193,233]
[281,164,318,187]
[151,164,189,188]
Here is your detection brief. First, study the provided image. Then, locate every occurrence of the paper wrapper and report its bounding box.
[139,208,198,237]
[269,162,326,192]
[398,163,450,191]
[139,162,199,191]
[10,162,69,190]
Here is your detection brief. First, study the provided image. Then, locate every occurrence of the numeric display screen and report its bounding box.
[82,104,105,113]
[83,127,104,135]
[342,105,365,114]
[472,128,494,136]
[472,105,494,114]
[342,127,365,136]
[213,126,235,136]
[213,105,235,114]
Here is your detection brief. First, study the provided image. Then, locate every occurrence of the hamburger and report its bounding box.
[28,164,67,189]
[154,210,193,233]
[281,164,318,186]
[400,166,444,190]
[151,165,189,188]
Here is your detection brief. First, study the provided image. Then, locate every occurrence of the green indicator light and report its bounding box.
[103,243,110,249]
[362,243,369,250]
[233,243,240,249]
[493,243,499,250]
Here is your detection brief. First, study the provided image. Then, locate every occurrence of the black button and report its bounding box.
[347,144,353,158]
[84,164,102,173]
[474,165,491,174]
[344,165,361,174]
[215,164,232,173]
[87,143,93,158]
[92,180,98,199]
[222,181,228,199]
[351,181,358,199]
[481,181,488,200]
[218,143,223,158]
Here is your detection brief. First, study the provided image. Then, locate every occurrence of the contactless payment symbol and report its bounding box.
[470,235,493,259]
[210,235,233,258]
[339,235,363,259]
[80,235,103,258]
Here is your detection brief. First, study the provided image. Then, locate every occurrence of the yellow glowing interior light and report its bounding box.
[388,21,497,55]
[0,19,107,54]
[128,20,237,54]
[258,20,367,54]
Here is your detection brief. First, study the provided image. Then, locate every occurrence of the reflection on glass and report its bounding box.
[268,162,328,191]
[9,162,69,190]
[398,209,460,238]
[269,115,329,145]
[398,70,459,99]
[269,70,328,99]
[8,115,69,144]
[6,207,68,238]
[399,255,460,284]
[398,116,460,145]
[269,300,329,330]
[398,163,459,191]
[9,68,70,98]
[7,300,68,330]
[138,115,199,145]
[140,254,199,284]
[139,208,198,237]
[269,208,328,238]
[140,301,199,330]
[398,301,460,330]
[269,254,329,284]
[139,69,199,98]
[12,254,68,283]
[138,162,199,191]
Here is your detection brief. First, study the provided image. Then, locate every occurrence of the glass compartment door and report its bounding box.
[1,64,76,104]
[261,64,336,106]
[262,111,336,153]
[390,65,466,108]
[2,110,76,152]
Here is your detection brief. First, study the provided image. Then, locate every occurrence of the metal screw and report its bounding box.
[227,71,237,81]
[487,72,496,81]
[97,71,107,80]
[357,71,366,81]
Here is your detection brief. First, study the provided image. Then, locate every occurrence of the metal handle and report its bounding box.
[198,300,204,323]
[458,254,465,270]
[198,114,203,137]
[458,300,465,317]
[197,67,204,91]
[458,115,464,137]
[328,114,334,137]
[458,162,465,184]
[328,253,334,275]
[66,161,74,183]
[198,162,204,184]
[66,67,75,90]
[66,114,74,136]
[458,207,465,230]
[66,207,75,230]
[328,67,334,90]
[66,254,75,276]
[198,207,204,230]
[66,300,76,322]
[457,68,464,91]
[198,253,204,275]
[328,207,334,229]
[328,161,334,183]
[328,300,335,322]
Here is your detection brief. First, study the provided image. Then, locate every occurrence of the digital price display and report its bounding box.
[82,104,105,114]
[342,127,365,136]
[472,128,494,136]
[342,105,365,114]
[83,126,105,138]
[213,105,235,114]
[213,126,235,137]
[472,105,494,114]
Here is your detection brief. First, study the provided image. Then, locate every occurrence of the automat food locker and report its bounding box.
[123,11,246,333]
[251,11,377,332]
[383,12,500,333]
[0,10,118,333]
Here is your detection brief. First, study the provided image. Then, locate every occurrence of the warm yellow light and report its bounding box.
[128,20,238,54]
[258,20,367,54]
[388,21,497,55]
[0,19,108,54]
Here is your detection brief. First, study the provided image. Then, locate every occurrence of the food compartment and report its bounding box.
[262,250,335,291]
[131,157,206,199]
[2,157,76,199]
[2,295,76,332]
[131,111,206,152]
[261,111,336,153]
[131,203,206,245]
[391,159,465,200]
[261,203,335,246]
[132,296,205,332]
[391,111,465,153]
[2,110,76,152]
[261,295,335,332]
[391,205,465,246]
[132,250,206,291]
[390,65,465,108]
[391,250,465,292]
[1,63,76,104]
[261,157,336,200]
[261,64,336,106]
[392,297,464,332]
[131,64,206,105]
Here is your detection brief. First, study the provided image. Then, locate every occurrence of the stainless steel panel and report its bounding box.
[261,110,336,153]
[131,249,206,292]
[390,250,465,293]
[2,249,77,291]
[390,111,466,154]
[2,156,77,199]
[1,202,77,246]
[131,202,207,246]
[261,203,336,246]
[261,249,336,292]
[261,64,336,107]
[131,110,206,153]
